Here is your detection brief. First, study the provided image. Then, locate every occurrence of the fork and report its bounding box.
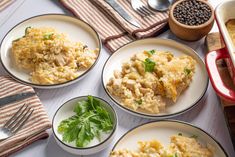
[0,104,34,140]
[130,0,154,16]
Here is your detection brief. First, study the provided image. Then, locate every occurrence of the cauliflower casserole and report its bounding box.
[106,50,196,114]
[110,135,213,157]
[12,27,98,84]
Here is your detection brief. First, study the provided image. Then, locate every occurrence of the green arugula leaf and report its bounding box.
[88,95,96,110]
[62,120,81,142]
[74,100,90,115]
[76,124,86,147]
[143,58,156,72]
[58,95,114,148]
[58,115,78,133]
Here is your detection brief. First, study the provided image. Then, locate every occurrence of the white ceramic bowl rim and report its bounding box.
[111,119,228,156]
[52,95,118,150]
[0,14,101,88]
[102,38,209,118]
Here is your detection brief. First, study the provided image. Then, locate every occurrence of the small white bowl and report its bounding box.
[52,96,117,155]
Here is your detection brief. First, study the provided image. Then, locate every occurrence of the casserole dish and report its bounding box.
[206,0,235,102]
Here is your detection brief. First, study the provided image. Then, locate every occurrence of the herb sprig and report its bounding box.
[134,99,142,105]
[147,49,155,55]
[43,32,54,40]
[58,95,113,147]
[184,68,191,75]
[143,58,156,72]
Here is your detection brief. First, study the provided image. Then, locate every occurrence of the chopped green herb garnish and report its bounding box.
[190,134,198,139]
[58,95,113,147]
[14,26,31,42]
[134,99,142,105]
[25,26,31,35]
[178,133,182,136]
[143,58,156,72]
[147,49,155,55]
[184,68,191,75]
[43,32,54,40]
[173,153,179,157]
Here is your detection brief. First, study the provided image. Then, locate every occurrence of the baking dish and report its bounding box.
[206,0,235,102]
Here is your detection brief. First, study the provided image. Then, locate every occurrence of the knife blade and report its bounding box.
[106,0,141,28]
[0,92,36,107]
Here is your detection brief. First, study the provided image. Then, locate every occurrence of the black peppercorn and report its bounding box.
[173,0,212,26]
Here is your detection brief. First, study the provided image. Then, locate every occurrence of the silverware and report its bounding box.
[131,0,154,16]
[106,0,141,27]
[0,92,36,107]
[0,104,34,140]
[148,0,171,12]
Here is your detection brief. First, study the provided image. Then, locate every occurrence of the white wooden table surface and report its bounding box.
[0,0,234,156]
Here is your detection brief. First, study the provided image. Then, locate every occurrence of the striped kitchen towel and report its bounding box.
[0,76,51,157]
[0,0,14,12]
[60,0,169,52]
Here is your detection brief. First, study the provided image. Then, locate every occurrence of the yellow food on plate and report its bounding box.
[106,50,196,114]
[110,140,164,157]
[110,135,213,157]
[170,135,213,157]
[226,19,235,45]
[12,27,98,84]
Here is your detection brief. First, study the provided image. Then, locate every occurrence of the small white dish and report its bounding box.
[102,38,208,119]
[52,96,117,155]
[111,120,228,157]
[0,14,101,89]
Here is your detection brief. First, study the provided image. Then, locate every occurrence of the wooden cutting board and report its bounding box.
[205,32,235,146]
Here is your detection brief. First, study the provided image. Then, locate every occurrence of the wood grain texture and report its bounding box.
[205,33,225,51]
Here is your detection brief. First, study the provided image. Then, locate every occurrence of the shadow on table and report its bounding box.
[162,30,208,59]
[45,132,113,157]
[174,91,208,122]
[50,0,74,16]
[46,135,80,157]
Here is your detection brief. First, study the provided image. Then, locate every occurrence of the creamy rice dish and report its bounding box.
[110,134,213,157]
[106,50,196,114]
[12,27,98,85]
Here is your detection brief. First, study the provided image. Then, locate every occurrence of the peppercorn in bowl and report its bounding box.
[168,0,214,41]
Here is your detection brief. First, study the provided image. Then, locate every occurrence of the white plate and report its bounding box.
[0,14,101,89]
[112,120,228,157]
[102,38,208,119]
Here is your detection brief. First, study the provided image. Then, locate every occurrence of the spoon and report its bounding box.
[148,0,171,12]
